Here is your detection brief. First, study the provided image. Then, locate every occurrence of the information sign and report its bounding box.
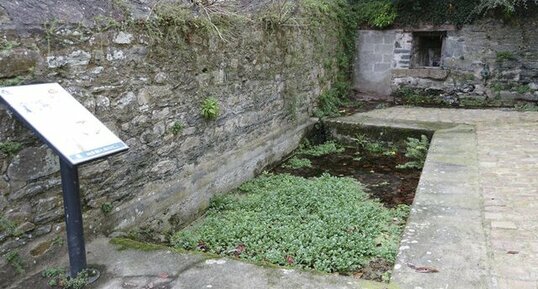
[0,83,129,279]
[0,83,128,165]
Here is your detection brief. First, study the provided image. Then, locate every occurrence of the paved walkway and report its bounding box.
[8,236,397,289]
[330,107,538,289]
[84,238,399,289]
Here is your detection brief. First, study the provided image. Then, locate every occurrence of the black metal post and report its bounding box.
[59,157,87,278]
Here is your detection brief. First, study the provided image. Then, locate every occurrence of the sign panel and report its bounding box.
[0,83,128,165]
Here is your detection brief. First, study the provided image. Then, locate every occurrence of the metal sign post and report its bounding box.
[0,83,129,278]
[60,159,87,277]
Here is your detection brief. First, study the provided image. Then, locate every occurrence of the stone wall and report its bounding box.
[0,1,344,279]
[354,18,538,106]
[353,30,395,97]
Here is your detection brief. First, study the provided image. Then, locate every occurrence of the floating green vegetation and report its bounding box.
[171,173,409,273]
[354,134,397,157]
[282,156,312,169]
[296,141,344,157]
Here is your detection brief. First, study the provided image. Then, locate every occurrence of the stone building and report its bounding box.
[354,19,538,106]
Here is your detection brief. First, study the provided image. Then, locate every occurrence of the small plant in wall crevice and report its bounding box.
[201,97,220,120]
[0,141,23,156]
[101,202,113,215]
[5,250,24,274]
[170,121,184,135]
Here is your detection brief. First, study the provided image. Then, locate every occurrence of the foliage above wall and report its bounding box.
[393,0,480,26]
[354,0,397,28]
[353,0,538,28]
[476,0,538,14]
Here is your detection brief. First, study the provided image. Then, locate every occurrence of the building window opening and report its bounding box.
[412,32,445,68]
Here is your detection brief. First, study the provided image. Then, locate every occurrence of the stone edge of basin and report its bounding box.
[324,112,487,288]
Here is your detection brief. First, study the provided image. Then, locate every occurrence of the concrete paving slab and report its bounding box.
[81,238,398,289]
[328,106,538,289]
[0,237,400,289]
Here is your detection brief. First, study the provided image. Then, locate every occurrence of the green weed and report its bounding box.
[491,82,504,92]
[201,97,220,120]
[43,18,60,55]
[282,156,312,169]
[0,77,25,88]
[459,98,488,107]
[42,267,64,286]
[397,135,430,169]
[0,216,21,237]
[42,267,94,289]
[515,84,531,94]
[354,134,397,156]
[257,0,297,30]
[170,121,184,135]
[0,141,22,156]
[0,38,19,53]
[496,51,517,61]
[52,235,64,247]
[93,15,122,32]
[101,203,113,215]
[515,103,538,111]
[5,250,24,274]
[394,86,450,106]
[314,82,349,118]
[171,173,409,273]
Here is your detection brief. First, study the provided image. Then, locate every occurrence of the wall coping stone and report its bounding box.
[392,68,449,80]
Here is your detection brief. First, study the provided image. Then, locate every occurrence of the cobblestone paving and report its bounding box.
[342,107,538,289]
